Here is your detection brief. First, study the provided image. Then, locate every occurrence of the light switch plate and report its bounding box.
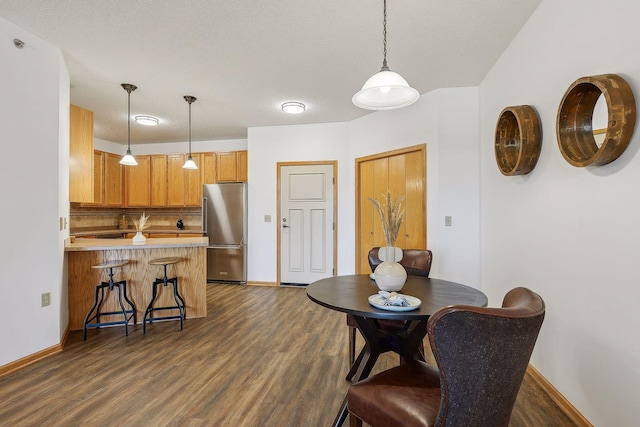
[264,215,271,222]
[445,216,452,227]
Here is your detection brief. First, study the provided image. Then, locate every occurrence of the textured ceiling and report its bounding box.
[0,0,541,144]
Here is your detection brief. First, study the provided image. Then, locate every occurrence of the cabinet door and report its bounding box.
[93,150,105,205]
[217,151,237,182]
[236,150,248,182]
[150,155,168,206]
[104,152,124,207]
[202,152,216,184]
[185,153,202,206]
[69,104,94,203]
[125,155,151,206]
[167,154,185,206]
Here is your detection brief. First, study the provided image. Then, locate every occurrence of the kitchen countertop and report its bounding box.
[70,226,203,237]
[65,236,209,251]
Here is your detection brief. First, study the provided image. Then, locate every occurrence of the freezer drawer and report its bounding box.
[207,246,246,283]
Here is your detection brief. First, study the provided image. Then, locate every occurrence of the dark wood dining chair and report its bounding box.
[347,248,433,367]
[347,287,545,427]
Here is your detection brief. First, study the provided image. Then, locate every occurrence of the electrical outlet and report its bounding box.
[59,217,64,231]
[41,292,51,307]
[445,216,452,227]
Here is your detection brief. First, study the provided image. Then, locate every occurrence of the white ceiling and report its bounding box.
[0,0,541,144]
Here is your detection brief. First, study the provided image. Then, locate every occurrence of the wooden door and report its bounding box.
[356,145,426,274]
[150,155,167,206]
[125,155,151,206]
[104,152,124,207]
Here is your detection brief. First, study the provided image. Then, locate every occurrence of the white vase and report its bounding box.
[132,231,146,245]
[373,247,407,292]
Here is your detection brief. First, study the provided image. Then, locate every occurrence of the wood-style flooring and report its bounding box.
[0,284,576,426]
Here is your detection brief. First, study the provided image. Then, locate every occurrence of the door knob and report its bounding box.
[282,224,290,228]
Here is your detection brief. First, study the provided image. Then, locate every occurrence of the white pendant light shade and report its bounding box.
[352,70,419,110]
[120,148,138,166]
[352,0,419,111]
[183,155,198,170]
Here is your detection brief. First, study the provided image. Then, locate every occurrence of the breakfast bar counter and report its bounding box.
[65,237,208,331]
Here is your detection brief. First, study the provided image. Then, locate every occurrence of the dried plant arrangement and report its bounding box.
[133,212,151,232]
[368,192,405,247]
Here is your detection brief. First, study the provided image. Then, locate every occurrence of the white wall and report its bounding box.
[247,87,480,286]
[480,0,640,424]
[0,17,69,365]
[95,137,247,156]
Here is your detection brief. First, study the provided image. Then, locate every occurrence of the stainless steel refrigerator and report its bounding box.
[203,183,247,283]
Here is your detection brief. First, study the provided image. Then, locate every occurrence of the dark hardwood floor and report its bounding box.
[0,284,575,426]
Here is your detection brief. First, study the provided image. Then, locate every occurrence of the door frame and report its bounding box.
[277,161,338,285]
[355,144,426,273]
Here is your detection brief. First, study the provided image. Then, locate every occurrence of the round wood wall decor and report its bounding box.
[494,105,542,176]
[556,74,636,167]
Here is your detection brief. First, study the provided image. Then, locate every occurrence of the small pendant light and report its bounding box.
[183,95,198,170]
[352,0,419,110]
[120,83,138,166]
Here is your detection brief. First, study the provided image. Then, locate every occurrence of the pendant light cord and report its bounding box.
[127,90,131,151]
[188,101,192,155]
[381,0,389,71]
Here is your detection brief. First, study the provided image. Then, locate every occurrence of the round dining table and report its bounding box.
[306,274,488,427]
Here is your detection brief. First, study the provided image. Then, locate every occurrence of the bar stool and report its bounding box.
[83,260,136,341]
[143,257,186,333]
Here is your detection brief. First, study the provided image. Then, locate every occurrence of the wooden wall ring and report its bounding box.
[494,105,542,176]
[556,74,636,167]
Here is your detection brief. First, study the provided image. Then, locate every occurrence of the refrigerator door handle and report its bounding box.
[202,197,208,235]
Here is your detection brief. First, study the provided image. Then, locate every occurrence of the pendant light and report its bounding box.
[352,0,419,111]
[183,95,198,170]
[120,83,138,166]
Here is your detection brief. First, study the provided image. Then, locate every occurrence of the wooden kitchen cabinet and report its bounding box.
[202,152,216,184]
[216,150,248,182]
[150,155,168,206]
[104,152,124,207]
[125,155,151,206]
[93,150,105,205]
[167,153,203,206]
[237,150,248,181]
[185,153,203,206]
[167,154,185,206]
[69,104,94,203]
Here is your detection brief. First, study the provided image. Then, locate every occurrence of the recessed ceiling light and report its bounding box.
[282,102,306,114]
[135,115,159,126]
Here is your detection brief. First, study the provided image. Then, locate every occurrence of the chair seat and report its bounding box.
[348,360,441,427]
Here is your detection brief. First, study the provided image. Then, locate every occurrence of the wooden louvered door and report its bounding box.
[356,144,426,274]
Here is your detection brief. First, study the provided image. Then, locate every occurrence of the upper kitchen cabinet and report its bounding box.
[217,150,247,182]
[125,155,151,206]
[69,104,94,203]
[202,152,216,184]
[150,155,168,206]
[103,152,124,207]
[167,153,202,206]
[93,150,105,205]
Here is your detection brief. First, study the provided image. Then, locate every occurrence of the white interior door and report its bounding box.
[280,164,335,285]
